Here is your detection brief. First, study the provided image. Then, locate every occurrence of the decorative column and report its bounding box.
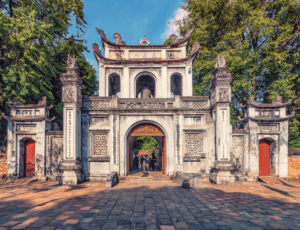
[209,55,235,185]
[59,55,84,185]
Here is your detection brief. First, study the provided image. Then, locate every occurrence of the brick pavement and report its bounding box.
[0,178,300,230]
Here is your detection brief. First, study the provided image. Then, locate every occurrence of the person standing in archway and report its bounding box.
[151,153,156,171]
[141,155,147,176]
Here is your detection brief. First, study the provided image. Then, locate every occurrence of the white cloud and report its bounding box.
[161,8,189,41]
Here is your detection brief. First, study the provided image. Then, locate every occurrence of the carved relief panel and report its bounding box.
[167,50,182,59]
[17,124,36,131]
[218,88,230,101]
[129,51,161,59]
[90,131,109,157]
[63,86,75,103]
[109,50,125,59]
[90,116,110,127]
[184,132,204,155]
[93,134,107,155]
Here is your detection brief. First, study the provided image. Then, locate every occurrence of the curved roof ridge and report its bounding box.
[95,27,194,49]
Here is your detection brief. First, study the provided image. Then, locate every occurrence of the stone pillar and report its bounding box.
[161,63,168,98]
[185,61,193,96]
[123,65,130,98]
[209,55,235,185]
[59,55,84,185]
[99,64,105,96]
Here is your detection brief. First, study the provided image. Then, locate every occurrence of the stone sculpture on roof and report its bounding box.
[66,54,78,68]
[139,36,151,46]
[113,33,126,45]
[215,54,226,68]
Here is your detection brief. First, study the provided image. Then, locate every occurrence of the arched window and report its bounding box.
[136,75,155,98]
[109,74,121,97]
[170,74,182,97]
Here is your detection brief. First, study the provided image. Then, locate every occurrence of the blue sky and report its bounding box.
[70,0,186,78]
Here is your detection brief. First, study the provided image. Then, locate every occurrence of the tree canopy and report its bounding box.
[0,0,97,128]
[133,137,159,157]
[171,0,300,147]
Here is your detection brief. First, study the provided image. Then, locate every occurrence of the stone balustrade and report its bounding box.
[82,95,210,110]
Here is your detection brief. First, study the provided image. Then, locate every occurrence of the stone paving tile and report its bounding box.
[1,180,300,229]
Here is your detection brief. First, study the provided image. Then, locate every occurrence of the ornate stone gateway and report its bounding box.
[127,123,165,175]
[4,26,294,185]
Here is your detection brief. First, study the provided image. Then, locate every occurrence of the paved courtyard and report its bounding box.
[0,178,300,230]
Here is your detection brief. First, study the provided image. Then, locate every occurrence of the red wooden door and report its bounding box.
[127,138,129,175]
[162,137,166,174]
[259,139,270,176]
[25,139,35,177]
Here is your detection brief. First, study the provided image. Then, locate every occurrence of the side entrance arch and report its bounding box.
[25,139,35,177]
[127,123,166,175]
[259,139,270,176]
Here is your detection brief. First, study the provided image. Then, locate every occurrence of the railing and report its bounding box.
[82,95,210,110]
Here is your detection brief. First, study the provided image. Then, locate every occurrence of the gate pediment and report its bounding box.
[130,124,164,137]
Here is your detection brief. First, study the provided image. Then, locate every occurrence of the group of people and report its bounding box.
[133,153,157,176]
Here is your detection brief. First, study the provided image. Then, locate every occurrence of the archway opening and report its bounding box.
[109,74,121,97]
[136,75,155,98]
[259,138,276,176]
[127,123,166,175]
[170,74,182,98]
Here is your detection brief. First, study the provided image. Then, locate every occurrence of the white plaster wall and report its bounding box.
[279,120,289,177]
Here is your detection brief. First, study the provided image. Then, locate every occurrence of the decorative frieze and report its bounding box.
[185,132,204,155]
[127,102,165,109]
[22,110,32,116]
[130,124,164,137]
[182,101,208,108]
[184,116,201,126]
[109,50,125,59]
[129,51,161,59]
[83,101,111,109]
[90,116,109,126]
[167,50,182,59]
[258,124,278,132]
[17,124,36,131]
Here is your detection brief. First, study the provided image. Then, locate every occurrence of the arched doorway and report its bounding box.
[127,123,166,175]
[259,139,270,176]
[136,75,155,98]
[24,139,35,177]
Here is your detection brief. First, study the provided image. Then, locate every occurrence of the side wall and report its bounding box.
[46,131,63,181]
[288,148,300,179]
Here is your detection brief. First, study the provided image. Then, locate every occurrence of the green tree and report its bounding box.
[133,137,159,157]
[0,0,97,128]
[173,0,300,147]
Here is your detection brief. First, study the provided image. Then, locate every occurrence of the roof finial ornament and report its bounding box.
[113,33,126,45]
[215,54,226,69]
[66,54,77,68]
[139,36,150,46]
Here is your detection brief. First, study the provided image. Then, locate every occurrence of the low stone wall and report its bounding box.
[288,148,300,179]
[0,148,7,178]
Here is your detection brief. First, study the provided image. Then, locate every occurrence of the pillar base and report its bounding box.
[59,160,84,185]
[210,160,235,185]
